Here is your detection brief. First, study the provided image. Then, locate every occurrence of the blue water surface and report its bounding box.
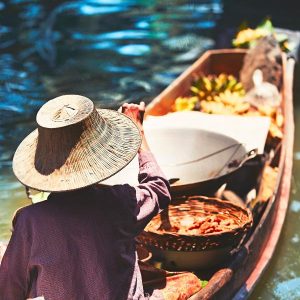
[1,1,300,299]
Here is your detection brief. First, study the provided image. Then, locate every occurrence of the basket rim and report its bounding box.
[144,195,253,238]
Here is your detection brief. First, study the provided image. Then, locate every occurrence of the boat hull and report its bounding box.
[145,49,295,299]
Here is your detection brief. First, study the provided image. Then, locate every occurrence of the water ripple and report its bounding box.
[291,234,300,244]
[0,0,222,241]
[73,30,166,41]
[78,5,128,15]
[290,200,300,213]
[117,44,151,56]
[81,41,116,50]
[274,277,300,300]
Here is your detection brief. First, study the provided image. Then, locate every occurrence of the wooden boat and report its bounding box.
[0,49,295,299]
[144,49,295,299]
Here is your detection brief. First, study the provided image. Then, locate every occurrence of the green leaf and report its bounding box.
[232,39,249,48]
[257,18,274,33]
[201,280,209,288]
[248,40,258,49]
[190,86,200,95]
[232,38,239,47]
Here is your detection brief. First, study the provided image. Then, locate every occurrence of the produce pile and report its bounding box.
[168,214,239,235]
[232,19,292,52]
[173,73,246,114]
[145,199,248,237]
[172,73,284,139]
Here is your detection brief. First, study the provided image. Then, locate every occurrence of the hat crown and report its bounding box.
[52,104,79,122]
[37,95,94,129]
[13,95,141,192]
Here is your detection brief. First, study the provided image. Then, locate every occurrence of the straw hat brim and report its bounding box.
[13,109,141,192]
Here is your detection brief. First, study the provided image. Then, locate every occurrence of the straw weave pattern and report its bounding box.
[138,196,252,251]
[13,103,141,192]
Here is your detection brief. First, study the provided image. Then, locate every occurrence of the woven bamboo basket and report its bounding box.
[138,196,253,252]
[137,244,152,263]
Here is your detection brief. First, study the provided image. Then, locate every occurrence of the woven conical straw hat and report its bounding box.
[13,95,141,192]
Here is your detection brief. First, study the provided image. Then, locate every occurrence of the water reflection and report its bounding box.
[274,277,300,299]
[0,163,30,240]
[2,1,299,299]
[290,200,300,213]
[0,0,220,240]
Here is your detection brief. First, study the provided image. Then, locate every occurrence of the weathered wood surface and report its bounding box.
[145,49,295,299]
[192,56,295,300]
[0,50,294,300]
[232,56,295,300]
[145,49,245,117]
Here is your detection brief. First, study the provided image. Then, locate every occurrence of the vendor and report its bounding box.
[0,95,171,300]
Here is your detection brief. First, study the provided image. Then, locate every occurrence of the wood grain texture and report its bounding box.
[145,49,295,300]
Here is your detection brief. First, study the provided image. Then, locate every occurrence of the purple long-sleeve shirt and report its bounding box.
[0,151,171,300]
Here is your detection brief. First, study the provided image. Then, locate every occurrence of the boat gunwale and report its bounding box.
[231,55,295,300]
[145,49,295,299]
[192,54,295,300]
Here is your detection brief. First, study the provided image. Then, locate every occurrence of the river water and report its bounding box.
[0,1,299,299]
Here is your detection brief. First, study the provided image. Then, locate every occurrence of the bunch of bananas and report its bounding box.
[172,96,198,112]
[190,73,245,100]
[200,89,250,115]
[232,19,292,52]
[233,28,269,47]
[172,72,284,140]
[190,73,248,115]
[173,73,247,114]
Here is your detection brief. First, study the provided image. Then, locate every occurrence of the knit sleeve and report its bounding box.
[132,151,171,232]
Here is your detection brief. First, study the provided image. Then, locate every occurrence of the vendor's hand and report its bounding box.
[119,102,150,152]
[120,102,145,131]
